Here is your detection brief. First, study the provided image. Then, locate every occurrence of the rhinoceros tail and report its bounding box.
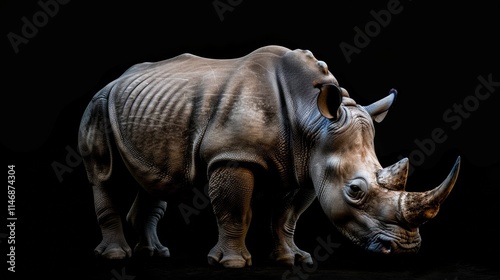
[78,86,115,185]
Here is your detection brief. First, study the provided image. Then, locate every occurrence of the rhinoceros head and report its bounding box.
[310,84,460,254]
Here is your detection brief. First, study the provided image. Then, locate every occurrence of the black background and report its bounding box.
[2,1,499,279]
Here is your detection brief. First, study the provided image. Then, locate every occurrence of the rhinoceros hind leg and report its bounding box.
[207,165,254,268]
[92,184,132,259]
[80,90,133,259]
[126,189,169,258]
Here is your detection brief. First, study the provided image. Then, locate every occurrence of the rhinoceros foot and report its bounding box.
[94,239,132,260]
[269,246,313,266]
[207,242,252,268]
[133,243,170,258]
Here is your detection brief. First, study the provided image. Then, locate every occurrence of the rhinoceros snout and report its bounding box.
[367,230,421,254]
[367,235,393,254]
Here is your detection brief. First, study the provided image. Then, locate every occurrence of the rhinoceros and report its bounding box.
[78,45,460,268]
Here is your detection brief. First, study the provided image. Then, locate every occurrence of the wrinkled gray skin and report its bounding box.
[78,45,460,268]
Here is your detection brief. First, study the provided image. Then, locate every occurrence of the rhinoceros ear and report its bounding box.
[317,83,342,120]
[364,88,398,123]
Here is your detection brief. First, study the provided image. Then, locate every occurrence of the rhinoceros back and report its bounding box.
[102,46,290,191]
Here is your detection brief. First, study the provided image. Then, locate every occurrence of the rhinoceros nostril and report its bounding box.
[380,240,392,254]
[376,235,393,254]
[367,236,393,254]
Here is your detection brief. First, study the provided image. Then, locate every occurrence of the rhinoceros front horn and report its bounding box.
[400,156,461,227]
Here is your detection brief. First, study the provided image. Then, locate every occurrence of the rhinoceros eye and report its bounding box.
[347,184,362,199]
[349,185,361,192]
[344,179,367,205]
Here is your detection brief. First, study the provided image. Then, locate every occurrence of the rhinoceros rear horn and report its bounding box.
[364,88,397,123]
[317,83,342,120]
[377,157,409,191]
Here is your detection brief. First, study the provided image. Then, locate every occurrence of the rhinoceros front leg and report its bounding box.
[270,188,316,266]
[92,184,132,259]
[126,189,169,257]
[207,165,254,268]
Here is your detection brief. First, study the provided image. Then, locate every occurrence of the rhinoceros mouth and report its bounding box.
[366,232,421,254]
